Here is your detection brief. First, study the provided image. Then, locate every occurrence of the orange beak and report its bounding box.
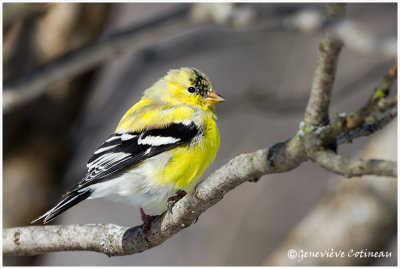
[204,90,225,104]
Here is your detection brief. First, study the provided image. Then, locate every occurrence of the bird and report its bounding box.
[32,67,224,240]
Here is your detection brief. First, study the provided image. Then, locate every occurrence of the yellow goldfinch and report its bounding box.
[32,67,224,239]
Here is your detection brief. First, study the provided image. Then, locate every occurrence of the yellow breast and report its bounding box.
[154,115,220,191]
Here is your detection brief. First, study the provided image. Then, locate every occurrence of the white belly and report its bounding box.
[85,152,175,215]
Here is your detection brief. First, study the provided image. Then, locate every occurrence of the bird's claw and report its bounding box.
[167,190,187,213]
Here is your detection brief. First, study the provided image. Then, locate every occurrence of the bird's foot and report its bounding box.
[140,208,156,242]
[167,190,187,212]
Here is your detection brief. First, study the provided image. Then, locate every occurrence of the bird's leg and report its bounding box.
[167,190,187,212]
[140,207,156,242]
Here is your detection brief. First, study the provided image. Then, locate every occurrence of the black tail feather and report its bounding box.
[32,189,92,224]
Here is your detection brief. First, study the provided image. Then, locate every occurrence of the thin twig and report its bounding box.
[336,108,397,144]
[327,63,397,139]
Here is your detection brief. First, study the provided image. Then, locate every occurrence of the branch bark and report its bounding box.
[312,150,397,177]
[304,33,343,126]
[327,63,397,139]
[336,108,397,144]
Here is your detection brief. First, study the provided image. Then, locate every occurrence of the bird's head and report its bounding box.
[150,67,224,108]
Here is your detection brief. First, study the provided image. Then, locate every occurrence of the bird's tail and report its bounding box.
[31,189,93,224]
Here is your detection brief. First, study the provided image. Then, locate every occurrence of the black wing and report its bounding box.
[68,122,199,193]
[31,122,199,224]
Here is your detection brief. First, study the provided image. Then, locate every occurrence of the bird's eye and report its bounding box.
[188,87,196,93]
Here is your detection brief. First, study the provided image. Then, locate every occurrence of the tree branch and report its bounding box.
[4,138,306,256]
[304,33,343,126]
[327,63,397,139]
[312,150,397,178]
[3,224,126,256]
[336,107,397,144]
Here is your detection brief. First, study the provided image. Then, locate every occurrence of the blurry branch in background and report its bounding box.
[3,4,112,266]
[281,8,396,57]
[3,3,397,257]
[326,3,346,17]
[233,61,392,115]
[334,21,396,58]
[3,2,263,113]
[3,3,53,32]
[4,3,396,113]
[3,4,192,113]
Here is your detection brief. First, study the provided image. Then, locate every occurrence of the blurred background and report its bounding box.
[3,2,397,266]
